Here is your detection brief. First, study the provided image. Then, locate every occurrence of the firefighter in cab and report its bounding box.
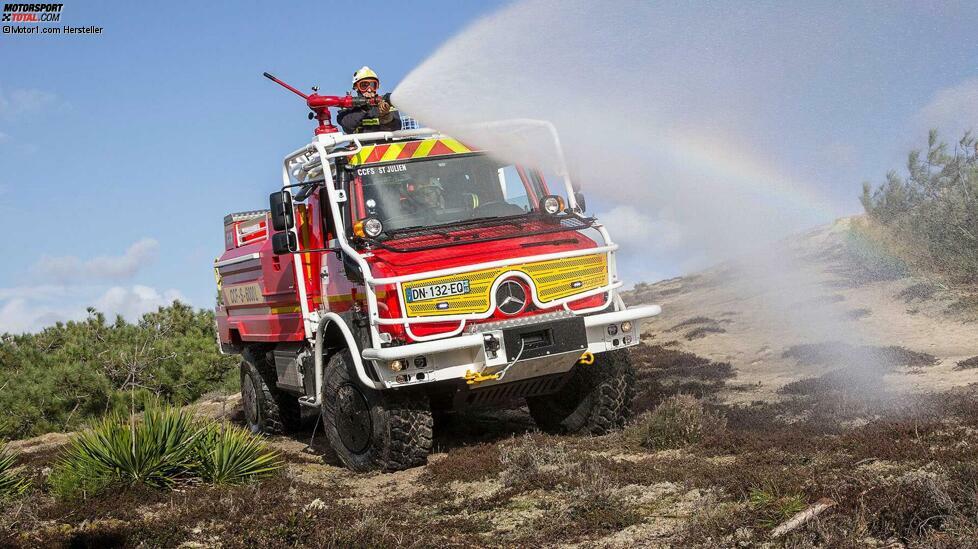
[338,66,403,134]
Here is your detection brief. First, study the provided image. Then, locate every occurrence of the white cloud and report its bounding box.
[94,285,186,321]
[596,205,684,253]
[916,78,978,138]
[0,87,58,118]
[0,284,187,334]
[0,239,187,334]
[32,238,159,283]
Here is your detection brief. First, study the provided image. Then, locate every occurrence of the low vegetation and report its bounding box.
[0,303,238,440]
[625,394,726,450]
[0,444,29,499]
[4,342,978,546]
[49,406,281,500]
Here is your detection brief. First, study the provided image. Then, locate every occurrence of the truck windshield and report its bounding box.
[351,153,550,234]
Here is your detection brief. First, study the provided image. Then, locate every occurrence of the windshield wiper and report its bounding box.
[381,213,533,239]
[384,225,452,238]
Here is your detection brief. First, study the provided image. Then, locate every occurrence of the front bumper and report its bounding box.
[361,304,661,389]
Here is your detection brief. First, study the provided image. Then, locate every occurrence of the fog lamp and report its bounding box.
[607,324,618,336]
[389,359,405,372]
[621,321,633,333]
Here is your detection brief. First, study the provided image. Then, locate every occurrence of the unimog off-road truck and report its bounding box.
[214,84,660,471]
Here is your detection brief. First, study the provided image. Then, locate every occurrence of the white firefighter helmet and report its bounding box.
[352,66,379,86]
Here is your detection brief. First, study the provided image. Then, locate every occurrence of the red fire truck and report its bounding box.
[214,79,660,471]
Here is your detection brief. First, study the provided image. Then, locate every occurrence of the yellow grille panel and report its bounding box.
[401,254,608,318]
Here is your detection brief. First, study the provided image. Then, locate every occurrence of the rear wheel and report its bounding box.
[321,350,433,472]
[527,349,635,435]
[240,346,303,435]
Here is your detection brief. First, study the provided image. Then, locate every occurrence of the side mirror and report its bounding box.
[271,231,297,255]
[574,191,587,212]
[269,191,294,231]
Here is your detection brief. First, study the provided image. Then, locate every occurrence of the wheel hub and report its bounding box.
[335,383,371,453]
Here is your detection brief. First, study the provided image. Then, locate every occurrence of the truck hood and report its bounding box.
[365,217,601,280]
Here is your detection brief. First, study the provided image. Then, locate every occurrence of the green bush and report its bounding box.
[0,444,30,499]
[861,130,978,282]
[50,407,200,498]
[0,302,239,440]
[50,406,282,500]
[195,422,282,485]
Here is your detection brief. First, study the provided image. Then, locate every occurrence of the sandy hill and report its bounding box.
[628,216,978,403]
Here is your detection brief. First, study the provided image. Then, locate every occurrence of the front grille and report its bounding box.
[401,253,608,318]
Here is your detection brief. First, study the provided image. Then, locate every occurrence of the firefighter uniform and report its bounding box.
[338,66,403,134]
[337,104,403,134]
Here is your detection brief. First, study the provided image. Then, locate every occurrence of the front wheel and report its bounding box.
[321,350,433,472]
[527,349,636,435]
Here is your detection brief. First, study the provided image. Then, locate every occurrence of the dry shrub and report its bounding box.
[421,442,502,485]
[863,468,956,539]
[625,395,726,451]
[684,325,727,340]
[498,434,572,489]
[955,356,978,371]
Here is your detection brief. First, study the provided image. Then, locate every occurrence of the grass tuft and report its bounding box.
[49,405,281,500]
[194,421,282,485]
[0,444,30,499]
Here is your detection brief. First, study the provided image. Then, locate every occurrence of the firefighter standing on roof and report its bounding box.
[337,67,403,134]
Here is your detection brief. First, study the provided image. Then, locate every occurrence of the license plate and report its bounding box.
[405,280,471,303]
[223,282,264,306]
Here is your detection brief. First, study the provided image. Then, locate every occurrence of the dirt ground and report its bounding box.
[5,217,978,548]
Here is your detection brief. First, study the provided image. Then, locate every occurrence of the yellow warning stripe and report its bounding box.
[440,138,470,154]
[412,138,437,158]
[380,143,405,162]
[349,137,474,165]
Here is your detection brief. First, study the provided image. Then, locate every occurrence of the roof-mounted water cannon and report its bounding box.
[263,71,390,135]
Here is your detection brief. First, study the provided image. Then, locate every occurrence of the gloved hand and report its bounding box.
[378,99,391,116]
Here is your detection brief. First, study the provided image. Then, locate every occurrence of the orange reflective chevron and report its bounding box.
[349,137,475,165]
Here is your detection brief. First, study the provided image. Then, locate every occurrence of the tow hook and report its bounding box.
[578,351,595,365]
[464,370,500,385]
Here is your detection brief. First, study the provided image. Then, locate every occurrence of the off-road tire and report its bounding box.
[321,350,433,472]
[240,346,303,435]
[526,349,635,435]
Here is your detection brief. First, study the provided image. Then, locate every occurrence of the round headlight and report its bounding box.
[363,217,384,238]
[621,321,633,333]
[541,195,563,215]
[389,359,405,372]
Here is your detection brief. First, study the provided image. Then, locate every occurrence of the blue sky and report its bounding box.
[0,0,505,332]
[1,0,976,333]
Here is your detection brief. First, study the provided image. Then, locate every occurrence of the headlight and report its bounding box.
[354,217,384,238]
[540,195,565,215]
[364,217,384,237]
